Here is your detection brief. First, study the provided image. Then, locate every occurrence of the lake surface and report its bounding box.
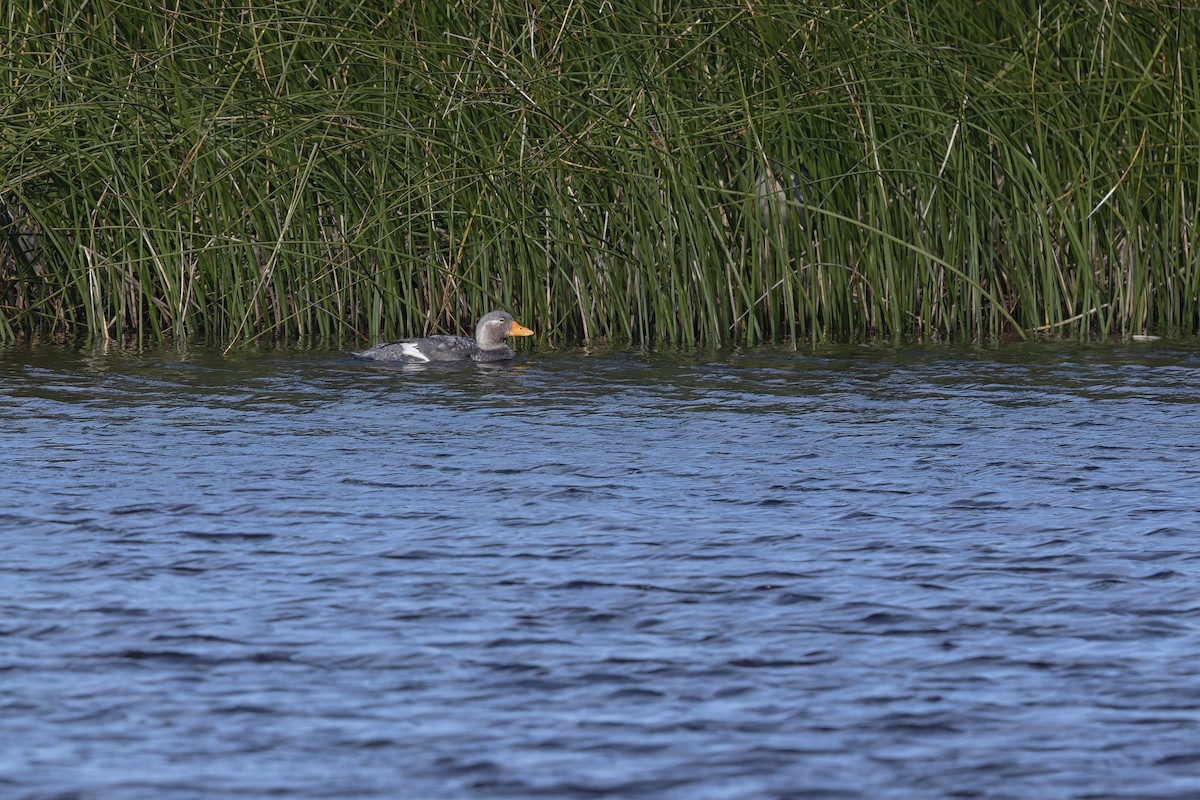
[2,338,1199,799]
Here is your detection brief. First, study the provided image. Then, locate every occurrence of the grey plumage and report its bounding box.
[352,309,534,363]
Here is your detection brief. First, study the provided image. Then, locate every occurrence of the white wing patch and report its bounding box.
[400,342,430,362]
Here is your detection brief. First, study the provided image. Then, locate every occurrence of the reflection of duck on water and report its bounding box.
[353,310,535,363]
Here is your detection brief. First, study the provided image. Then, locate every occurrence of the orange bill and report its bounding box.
[508,320,535,337]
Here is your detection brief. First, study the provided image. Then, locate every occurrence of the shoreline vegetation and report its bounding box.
[1,1,1197,346]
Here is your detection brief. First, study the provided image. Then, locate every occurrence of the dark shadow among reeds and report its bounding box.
[1,0,1197,345]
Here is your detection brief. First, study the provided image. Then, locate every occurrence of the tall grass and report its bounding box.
[1,0,1197,345]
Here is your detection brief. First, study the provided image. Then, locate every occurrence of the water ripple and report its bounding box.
[2,340,1200,799]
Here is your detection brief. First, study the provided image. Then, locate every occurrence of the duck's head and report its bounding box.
[475,309,535,349]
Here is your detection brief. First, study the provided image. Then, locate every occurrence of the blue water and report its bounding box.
[2,340,1199,799]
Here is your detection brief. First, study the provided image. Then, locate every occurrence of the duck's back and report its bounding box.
[353,335,478,362]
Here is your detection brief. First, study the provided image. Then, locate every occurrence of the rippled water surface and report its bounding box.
[3,339,1200,799]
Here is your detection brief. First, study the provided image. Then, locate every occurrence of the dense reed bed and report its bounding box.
[1,0,1197,345]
